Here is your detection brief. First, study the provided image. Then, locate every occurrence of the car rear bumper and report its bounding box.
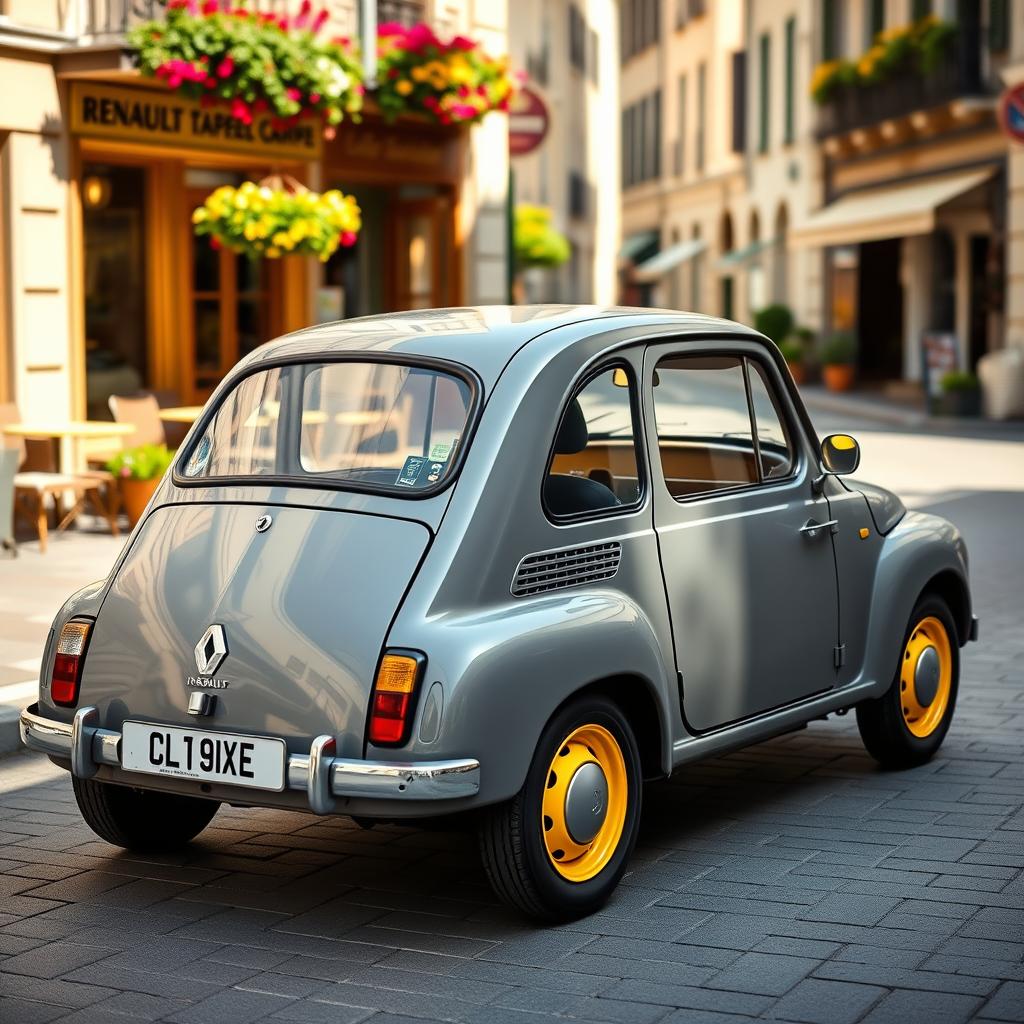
[19,704,480,813]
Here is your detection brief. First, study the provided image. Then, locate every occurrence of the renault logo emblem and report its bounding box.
[255,514,273,533]
[194,624,228,677]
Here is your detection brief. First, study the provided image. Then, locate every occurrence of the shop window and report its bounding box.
[83,164,148,420]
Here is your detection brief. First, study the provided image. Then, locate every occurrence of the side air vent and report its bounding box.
[511,542,622,597]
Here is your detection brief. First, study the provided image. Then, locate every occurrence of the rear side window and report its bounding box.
[181,361,474,493]
[545,365,643,519]
[652,354,794,499]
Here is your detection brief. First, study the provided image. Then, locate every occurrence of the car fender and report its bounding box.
[380,589,675,807]
[857,510,971,698]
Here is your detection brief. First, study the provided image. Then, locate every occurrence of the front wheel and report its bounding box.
[857,593,959,769]
[73,776,219,851]
[479,694,642,921]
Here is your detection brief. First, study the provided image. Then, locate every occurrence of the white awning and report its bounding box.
[718,237,774,269]
[633,238,707,281]
[619,229,659,262]
[790,168,995,249]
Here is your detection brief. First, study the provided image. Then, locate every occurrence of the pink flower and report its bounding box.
[200,0,219,14]
[295,0,312,28]
[286,87,302,102]
[216,55,234,78]
[450,35,476,51]
[230,97,252,123]
[452,103,477,120]
[457,85,470,98]
[309,92,321,104]
[312,9,329,33]
[340,231,358,247]
[120,466,131,478]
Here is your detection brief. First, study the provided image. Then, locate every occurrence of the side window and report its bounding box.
[652,353,795,500]
[545,365,643,519]
[747,361,794,478]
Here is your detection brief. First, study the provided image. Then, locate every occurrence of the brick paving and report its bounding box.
[1,427,1023,1023]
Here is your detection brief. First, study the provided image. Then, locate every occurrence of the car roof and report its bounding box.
[244,305,760,388]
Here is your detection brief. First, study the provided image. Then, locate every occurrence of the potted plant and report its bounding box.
[821,332,857,391]
[192,176,361,260]
[779,337,807,384]
[753,304,795,346]
[107,444,175,527]
[938,370,981,418]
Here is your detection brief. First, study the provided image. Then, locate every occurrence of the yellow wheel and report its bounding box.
[479,695,642,920]
[541,724,628,883]
[858,594,960,768]
[898,616,953,739]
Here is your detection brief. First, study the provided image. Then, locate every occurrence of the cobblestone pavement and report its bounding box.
[1,422,1023,1023]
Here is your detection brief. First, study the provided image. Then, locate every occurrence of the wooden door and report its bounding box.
[390,196,451,311]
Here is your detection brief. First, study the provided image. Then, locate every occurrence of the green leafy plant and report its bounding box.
[129,0,364,129]
[514,205,570,270]
[778,337,805,363]
[107,444,175,482]
[754,304,795,345]
[821,332,857,366]
[940,370,979,393]
[376,21,517,125]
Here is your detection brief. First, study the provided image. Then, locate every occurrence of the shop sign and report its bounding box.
[1000,83,1024,145]
[920,331,960,408]
[509,87,549,157]
[69,81,322,161]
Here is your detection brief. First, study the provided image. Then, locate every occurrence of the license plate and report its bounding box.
[121,722,286,791]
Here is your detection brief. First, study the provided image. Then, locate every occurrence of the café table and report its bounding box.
[158,406,204,424]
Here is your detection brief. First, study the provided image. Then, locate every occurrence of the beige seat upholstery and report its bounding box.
[108,394,166,449]
[0,402,119,553]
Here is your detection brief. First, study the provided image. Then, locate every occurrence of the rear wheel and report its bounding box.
[479,694,642,921]
[73,776,219,851]
[857,594,959,769]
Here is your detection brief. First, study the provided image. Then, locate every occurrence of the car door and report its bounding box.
[643,340,839,732]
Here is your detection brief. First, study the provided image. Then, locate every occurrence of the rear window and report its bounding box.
[180,361,474,493]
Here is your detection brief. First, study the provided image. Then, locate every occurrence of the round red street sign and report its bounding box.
[509,87,550,157]
[1000,83,1024,144]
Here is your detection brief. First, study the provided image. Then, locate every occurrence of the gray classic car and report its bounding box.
[21,306,977,919]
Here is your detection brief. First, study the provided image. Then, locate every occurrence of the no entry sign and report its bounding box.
[1000,83,1024,144]
[509,87,550,157]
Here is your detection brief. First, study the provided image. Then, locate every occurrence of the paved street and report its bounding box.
[1,414,1023,1023]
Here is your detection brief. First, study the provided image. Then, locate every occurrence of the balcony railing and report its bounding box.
[815,23,988,138]
[76,0,425,44]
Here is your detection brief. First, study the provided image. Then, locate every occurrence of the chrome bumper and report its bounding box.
[19,704,480,813]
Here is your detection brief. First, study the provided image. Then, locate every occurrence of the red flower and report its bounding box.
[340,231,358,247]
[312,9,329,33]
[450,35,477,51]
[216,55,234,78]
[204,76,217,88]
[285,86,302,102]
[209,236,222,250]
[309,92,321,104]
[387,67,400,80]
[295,0,312,28]
[200,0,219,14]
[230,98,252,123]
[253,98,269,112]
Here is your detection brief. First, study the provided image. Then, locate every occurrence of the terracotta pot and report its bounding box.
[823,363,855,392]
[120,477,160,528]
[786,360,807,385]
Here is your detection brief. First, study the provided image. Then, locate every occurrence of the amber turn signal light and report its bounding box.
[368,651,425,746]
[50,620,92,706]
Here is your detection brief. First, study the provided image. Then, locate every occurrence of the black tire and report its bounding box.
[478,694,642,921]
[73,776,219,851]
[857,593,959,769]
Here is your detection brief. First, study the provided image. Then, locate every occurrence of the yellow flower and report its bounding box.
[396,79,413,95]
[191,207,207,224]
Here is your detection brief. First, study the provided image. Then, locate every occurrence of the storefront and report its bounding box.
[66,76,317,417]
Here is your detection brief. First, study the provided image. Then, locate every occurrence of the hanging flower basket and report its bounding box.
[376,22,517,125]
[129,0,363,130]
[192,177,361,261]
[514,205,570,270]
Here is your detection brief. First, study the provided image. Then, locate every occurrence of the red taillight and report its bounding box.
[50,621,92,706]
[368,652,424,747]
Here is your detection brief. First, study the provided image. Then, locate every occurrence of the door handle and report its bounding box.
[799,518,838,537]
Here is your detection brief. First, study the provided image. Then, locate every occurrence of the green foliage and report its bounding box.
[129,1,363,128]
[821,332,857,366]
[778,337,805,363]
[940,370,979,393]
[514,205,570,270]
[107,444,174,482]
[753,304,795,345]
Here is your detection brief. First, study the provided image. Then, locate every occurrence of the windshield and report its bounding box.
[180,361,474,493]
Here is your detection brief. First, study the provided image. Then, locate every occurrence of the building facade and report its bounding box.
[619,0,1024,390]
[0,0,510,427]
[508,0,620,304]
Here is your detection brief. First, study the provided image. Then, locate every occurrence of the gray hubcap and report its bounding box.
[914,645,941,707]
[564,761,608,845]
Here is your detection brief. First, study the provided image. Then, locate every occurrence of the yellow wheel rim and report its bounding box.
[541,723,628,883]
[899,616,953,738]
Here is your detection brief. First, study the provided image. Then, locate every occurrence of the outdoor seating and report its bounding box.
[108,393,167,448]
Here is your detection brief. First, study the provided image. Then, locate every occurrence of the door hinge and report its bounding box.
[833,644,846,668]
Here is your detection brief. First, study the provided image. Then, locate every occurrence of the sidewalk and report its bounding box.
[0,526,123,753]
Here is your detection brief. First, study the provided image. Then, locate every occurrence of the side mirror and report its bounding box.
[821,433,860,476]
